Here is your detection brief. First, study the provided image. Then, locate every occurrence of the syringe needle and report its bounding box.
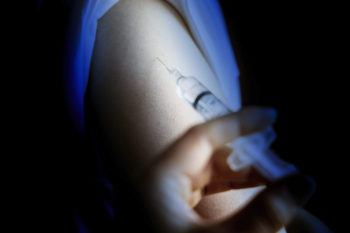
[156,57,184,82]
[156,57,173,73]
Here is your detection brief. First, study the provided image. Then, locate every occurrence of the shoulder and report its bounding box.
[99,0,186,32]
[93,0,226,106]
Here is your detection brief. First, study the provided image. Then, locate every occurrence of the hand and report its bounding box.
[144,107,331,233]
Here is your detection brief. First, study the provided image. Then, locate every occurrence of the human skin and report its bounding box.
[89,0,272,224]
[143,109,327,233]
[88,1,333,232]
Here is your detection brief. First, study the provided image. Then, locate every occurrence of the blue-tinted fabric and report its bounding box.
[65,0,118,133]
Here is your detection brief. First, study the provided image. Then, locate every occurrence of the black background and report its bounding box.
[10,0,346,232]
[220,1,346,232]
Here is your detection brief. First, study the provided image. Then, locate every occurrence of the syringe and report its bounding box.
[157,58,297,181]
[156,58,230,121]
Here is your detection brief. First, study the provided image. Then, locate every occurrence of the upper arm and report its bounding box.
[89,0,260,221]
[90,0,223,176]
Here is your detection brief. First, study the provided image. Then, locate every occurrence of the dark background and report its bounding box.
[13,0,345,232]
[220,1,346,232]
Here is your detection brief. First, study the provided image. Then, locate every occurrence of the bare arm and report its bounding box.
[89,0,260,221]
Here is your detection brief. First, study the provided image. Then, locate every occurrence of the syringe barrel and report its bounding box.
[176,76,231,120]
[174,71,296,180]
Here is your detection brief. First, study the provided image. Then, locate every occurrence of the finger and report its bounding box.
[198,175,316,233]
[174,145,266,196]
[159,107,277,177]
[202,147,267,195]
[189,150,264,205]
